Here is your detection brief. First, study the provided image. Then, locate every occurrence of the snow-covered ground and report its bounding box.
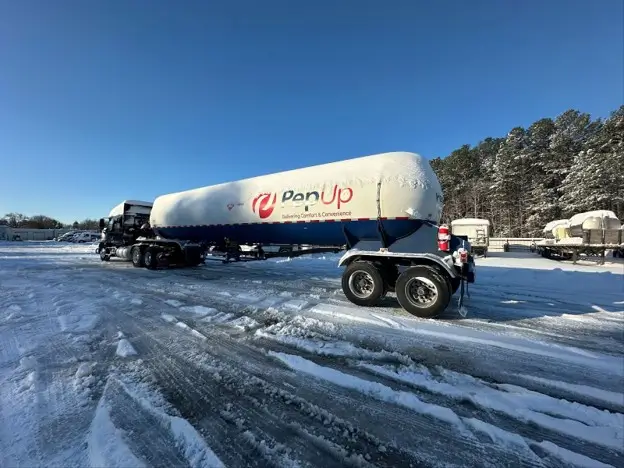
[1,241,623,468]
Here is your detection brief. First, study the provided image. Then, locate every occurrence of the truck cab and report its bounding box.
[98,200,154,258]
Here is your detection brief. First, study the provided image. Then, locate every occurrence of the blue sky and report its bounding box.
[0,0,622,224]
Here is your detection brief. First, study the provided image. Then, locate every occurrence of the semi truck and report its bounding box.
[97,151,475,318]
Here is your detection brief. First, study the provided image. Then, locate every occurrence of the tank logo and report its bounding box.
[252,193,277,219]
[252,185,353,219]
[281,185,353,211]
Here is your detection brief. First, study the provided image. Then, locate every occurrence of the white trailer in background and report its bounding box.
[450,218,490,257]
[536,210,623,263]
[542,219,571,240]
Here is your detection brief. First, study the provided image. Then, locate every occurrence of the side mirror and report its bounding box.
[99,218,105,230]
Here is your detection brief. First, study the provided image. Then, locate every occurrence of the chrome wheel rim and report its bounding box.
[404,277,438,308]
[348,271,375,299]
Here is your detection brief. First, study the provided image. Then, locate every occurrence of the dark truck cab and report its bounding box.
[97,200,154,261]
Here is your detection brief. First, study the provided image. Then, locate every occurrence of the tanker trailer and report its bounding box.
[101,151,476,318]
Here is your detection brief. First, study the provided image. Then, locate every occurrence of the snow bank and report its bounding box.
[180,305,219,316]
[268,351,464,429]
[361,362,624,451]
[536,441,613,468]
[256,329,409,364]
[88,400,148,468]
[515,374,624,409]
[116,339,137,357]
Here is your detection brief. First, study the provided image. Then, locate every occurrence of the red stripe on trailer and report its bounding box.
[162,215,417,229]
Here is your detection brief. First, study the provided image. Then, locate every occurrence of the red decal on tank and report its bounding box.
[252,193,277,219]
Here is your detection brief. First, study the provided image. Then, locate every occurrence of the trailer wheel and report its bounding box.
[131,246,144,268]
[342,261,385,306]
[143,248,158,270]
[99,248,110,262]
[395,266,451,318]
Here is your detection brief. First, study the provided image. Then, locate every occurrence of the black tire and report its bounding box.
[186,254,202,267]
[131,246,144,268]
[395,266,451,318]
[143,247,158,269]
[342,261,386,307]
[418,264,458,296]
[99,248,110,262]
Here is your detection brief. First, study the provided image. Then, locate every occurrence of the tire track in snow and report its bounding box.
[252,332,622,467]
[117,317,406,467]
[98,266,624,407]
[33,252,620,468]
[115,302,555,468]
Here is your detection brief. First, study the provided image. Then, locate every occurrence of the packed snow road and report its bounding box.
[1,242,623,468]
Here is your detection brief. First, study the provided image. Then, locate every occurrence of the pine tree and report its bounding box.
[524,118,556,236]
[428,106,622,236]
[491,127,528,237]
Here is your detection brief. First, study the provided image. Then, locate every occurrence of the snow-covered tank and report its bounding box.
[568,210,622,245]
[449,218,490,256]
[542,219,571,240]
[150,151,444,246]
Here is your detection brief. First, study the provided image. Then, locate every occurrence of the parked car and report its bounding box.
[70,232,101,243]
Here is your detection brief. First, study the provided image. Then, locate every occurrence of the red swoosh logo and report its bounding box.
[252,193,276,219]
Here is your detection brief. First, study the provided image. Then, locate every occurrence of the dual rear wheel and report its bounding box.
[131,246,160,269]
[341,261,453,318]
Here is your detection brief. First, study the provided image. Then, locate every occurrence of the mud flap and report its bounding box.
[457,265,469,318]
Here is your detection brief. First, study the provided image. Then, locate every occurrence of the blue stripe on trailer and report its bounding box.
[154,218,425,247]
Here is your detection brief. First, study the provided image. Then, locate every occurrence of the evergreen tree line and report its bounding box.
[1,213,100,231]
[430,106,624,238]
